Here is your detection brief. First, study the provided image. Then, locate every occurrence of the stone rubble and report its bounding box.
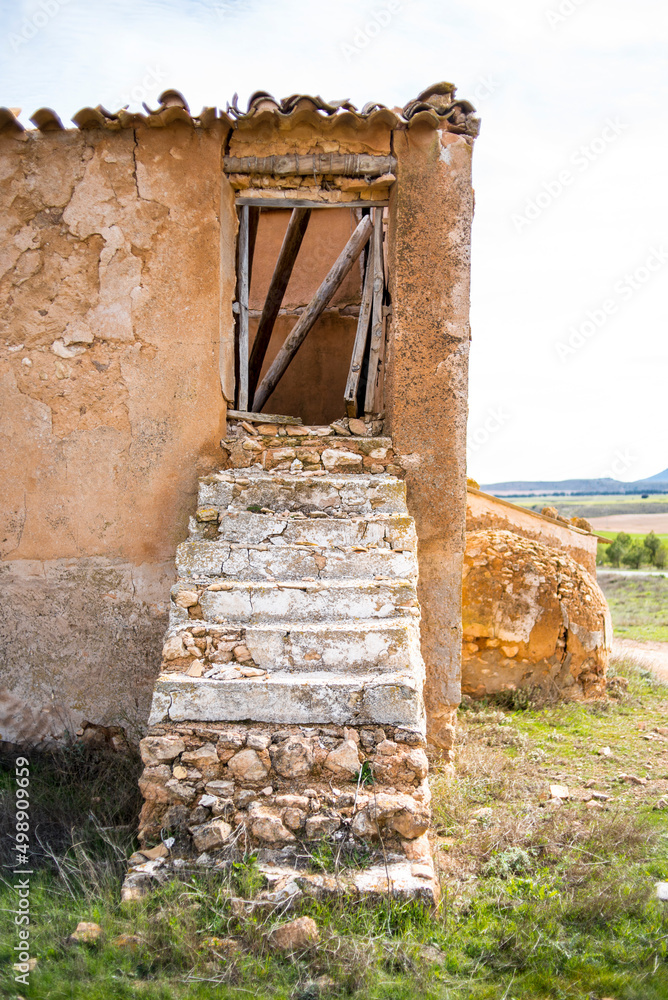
[220,416,399,476]
[132,418,437,903]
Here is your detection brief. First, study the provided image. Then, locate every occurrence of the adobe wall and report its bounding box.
[466,489,599,575]
[386,127,473,750]
[0,122,235,740]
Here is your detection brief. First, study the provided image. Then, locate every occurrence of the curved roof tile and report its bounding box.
[0,107,25,134]
[1,82,479,138]
[30,108,65,131]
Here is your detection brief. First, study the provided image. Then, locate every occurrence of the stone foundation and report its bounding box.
[138,721,430,853]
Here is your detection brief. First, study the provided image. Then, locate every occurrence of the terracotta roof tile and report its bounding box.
[30,108,65,131]
[0,82,479,138]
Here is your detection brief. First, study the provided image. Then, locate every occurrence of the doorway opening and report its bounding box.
[233,201,389,426]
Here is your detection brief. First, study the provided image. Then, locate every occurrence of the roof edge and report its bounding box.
[0,83,480,138]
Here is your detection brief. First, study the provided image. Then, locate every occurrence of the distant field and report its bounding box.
[590,514,668,532]
[509,493,668,519]
[597,573,668,642]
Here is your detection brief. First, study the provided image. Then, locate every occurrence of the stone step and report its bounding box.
[223,433,397,473]
[135,428,434,891]
[198,473,407,517]
[175,540,417,582]
[148,670,425,728]
[189,510,416,550]
[171,579,419,625]
[163,618,423,676]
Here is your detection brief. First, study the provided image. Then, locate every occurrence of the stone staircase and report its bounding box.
[130,417,437,904]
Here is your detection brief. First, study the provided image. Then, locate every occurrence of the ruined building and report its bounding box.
[0,85,478,898]
[463,488,611,701]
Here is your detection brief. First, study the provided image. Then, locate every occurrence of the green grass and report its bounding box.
[598,573,668,642]
[3,663,668,998]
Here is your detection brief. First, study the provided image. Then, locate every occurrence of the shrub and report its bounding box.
[622,541,645,569]
[643,530,660,561]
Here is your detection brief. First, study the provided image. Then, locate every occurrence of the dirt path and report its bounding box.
[598,568,667,578]
[590,513,668,532]
[613,638,668,682]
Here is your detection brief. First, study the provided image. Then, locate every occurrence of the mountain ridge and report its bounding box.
[480,468,668,496]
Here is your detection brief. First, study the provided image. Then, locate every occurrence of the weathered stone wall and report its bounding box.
[466,489,599,576]
[462,529,611,701]
[0,122,234,737]
[386,128,473,750]
[220,416,400,475]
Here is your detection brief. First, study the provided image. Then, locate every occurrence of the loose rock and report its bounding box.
[69,922,103,944]
[269,916,319,952]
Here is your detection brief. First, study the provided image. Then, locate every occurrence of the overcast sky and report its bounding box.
[1,0,666,484]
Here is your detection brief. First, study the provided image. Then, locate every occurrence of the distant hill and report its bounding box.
[481,469,668,496]
[644,468,668,483]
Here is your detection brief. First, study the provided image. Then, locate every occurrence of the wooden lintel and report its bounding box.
[248,207,311,400]
[225,153,397,178]
[235,198,389,209]
[364,209,386,415]
[252,215,374,412]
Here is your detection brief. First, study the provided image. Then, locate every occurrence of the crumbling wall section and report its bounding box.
[462,529,611,700]
[466,489,599,576]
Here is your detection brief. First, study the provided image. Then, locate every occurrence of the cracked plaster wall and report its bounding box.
[0,122,235,739]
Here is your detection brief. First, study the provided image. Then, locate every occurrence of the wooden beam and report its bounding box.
[226,410,302,425]
[247,206,260,290]
[248,207,311,400]
[372,305,389,415]
[252,215,374,412]
[344,239,374,418]
[364,209,386,415]
[235,198,389,209]
[236,205,250,411]
[225,153,397,178]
